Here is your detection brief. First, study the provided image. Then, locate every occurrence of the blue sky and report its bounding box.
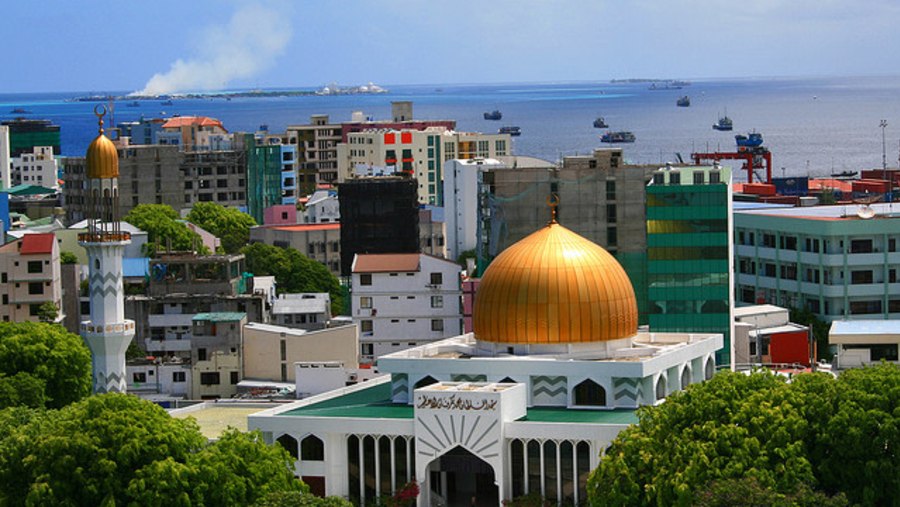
[4,0,900,93]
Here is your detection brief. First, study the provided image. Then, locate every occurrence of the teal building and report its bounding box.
[646,164,733,365]
[245,135,284,224]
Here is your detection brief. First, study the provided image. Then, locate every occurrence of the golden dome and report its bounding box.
[474,222,638,344]
[86,107,119,179]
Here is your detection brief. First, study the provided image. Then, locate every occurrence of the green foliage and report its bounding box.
[0,372,47,409]
[241,242,344,315]
[35,301,59,323]
[124,204,208,256]
[186,202,258,254]
[0,322,91,408]
[694,477,848,507]
[788,307,832,360]
[502,492,552,506]
[59,251,78,265]
[0,394,307,506]
[253,490,353,506]
[588,365,900,507]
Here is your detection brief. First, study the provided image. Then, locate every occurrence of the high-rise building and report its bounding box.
[338,177,420,276]
[245,134,285,224]
[1,118,61,157]
[646,164,734,365]
[0,126,10,189]
[78,108,135,394]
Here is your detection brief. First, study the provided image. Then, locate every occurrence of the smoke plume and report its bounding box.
[136,3,291,96]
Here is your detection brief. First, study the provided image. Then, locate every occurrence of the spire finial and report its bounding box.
[546,193,559,225]
[93,104,107,135]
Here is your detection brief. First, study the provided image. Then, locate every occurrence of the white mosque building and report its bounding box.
[249,211,723,506]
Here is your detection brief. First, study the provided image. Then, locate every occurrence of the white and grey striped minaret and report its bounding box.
[79,105,135,394]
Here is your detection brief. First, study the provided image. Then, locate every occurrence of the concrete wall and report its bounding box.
[243,323,359,382]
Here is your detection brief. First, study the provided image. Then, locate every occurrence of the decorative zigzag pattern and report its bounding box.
[90,272,121,297]
[613,377,642,403]
[531,375,567,402]
[90,272,121,285]
[451,374,487,382]
[95,371,126,394]
[416,413,500,460]
[392,374,409,403]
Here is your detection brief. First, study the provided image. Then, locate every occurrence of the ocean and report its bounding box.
[2,76,900,181]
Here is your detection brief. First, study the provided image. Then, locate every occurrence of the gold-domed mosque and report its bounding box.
[250,210,723,506]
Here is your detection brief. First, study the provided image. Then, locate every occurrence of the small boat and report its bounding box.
[601,131,636,143]
[126,101,140,107]
[713,115,733,131]
[9,108,31,114]
[593,117,609,128]
[735,132,763,148]
[498,126,521,136]
[677,96,690,107]
[831,171,858,179]
[483,110,502,120]
[160,100,173,106]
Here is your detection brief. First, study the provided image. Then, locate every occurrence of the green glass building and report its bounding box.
[646,165,733,365]
[2,119,61,157]
[244,134,284,224]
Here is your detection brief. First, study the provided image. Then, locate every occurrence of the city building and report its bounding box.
[157,116,230,151]
[350,253,462,362]
[263,204,297,226]
[1,118,60,157]
[0,233,63,323]
[337,127,511,205]
[271,293,331,331]
[646,164,734,365]
[733,304,811,366]
[191,312,247,399]
[444,158,504,262]
[249,223,342,276]
[285,102,455,190]
[78,109,135,394]
[339,177,420,276]
[300,187,339,224]
[734,202,900,322]
[0,125,12,189]
[11,146,59,190]
[829,319,899,368]
[242,322,359,385]
[249,215,722,505]
[418,207,446,259]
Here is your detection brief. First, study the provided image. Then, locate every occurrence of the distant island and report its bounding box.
[71,82,389,102]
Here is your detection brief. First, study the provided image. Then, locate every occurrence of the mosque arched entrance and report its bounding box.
[427,446,498,506]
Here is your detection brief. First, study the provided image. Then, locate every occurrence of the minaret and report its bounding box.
[79,105,135,393]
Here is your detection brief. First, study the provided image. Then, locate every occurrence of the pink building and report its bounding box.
[461,277,480,333]
[0,233,63,323]
[264,205,297,225]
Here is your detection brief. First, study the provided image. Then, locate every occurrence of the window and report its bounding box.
[431,296,443,308]
[301,435,325,461]
[200,372,220,385]
[133,372,147,383]
[360,274,372,286]
[28,282,43,295]
[28,304,41,316]
[430,272,442,285]
[172,371,186,383]
[230,371,239,384]
[693,171,705,184]
[780,236,797,250]
[851,270,874,284]
[606,204,617,223]
[361,343,374,356]
[850,239,873,254]
[709,171,721,184]
[198,348,207,361]
[431,319,444,332]
[27,261,42,274]
[669,171,680,185]
[605,180,616,200]
[573,379,606,406]
[360,320,373,333]
[360,296,372,309]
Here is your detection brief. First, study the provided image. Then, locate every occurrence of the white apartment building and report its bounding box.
[301,188,340,223]
[12,146,59,189]
[735,203,900,322]
[0,126,10,190]
[337,127,511,205]
[0,233,63,323]
[271,293,331,331]
[351,253,462,362]
[444,158,506,261]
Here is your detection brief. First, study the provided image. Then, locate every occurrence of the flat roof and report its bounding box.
[192,312,246,322]
[735,202,900,221]
[266,223,341,232]
[171,404,277,439]
[830,320,900,335]
[278,381,638,425]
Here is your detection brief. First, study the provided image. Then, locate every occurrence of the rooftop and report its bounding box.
[830,319,900,336]
[19,233,55,255]
[161,116,225,131]
[264,223,341,232]
[352,253,421,273]
[735,202,900,221]
[273,293,330,314]
[170,402,278,439]
[277,381,638,425]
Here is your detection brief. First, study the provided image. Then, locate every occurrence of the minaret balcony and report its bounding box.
[78,232,132,244]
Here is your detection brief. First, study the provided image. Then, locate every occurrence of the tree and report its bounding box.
[0,322,91,409]
[60,251,78,264]
[254,491,353,506]
[242,242,344,315]
[35,301,58,323]
[788,307,832,360]
[587,365,899,507]
[186,202,258,254]
[124,204,207,256]
[0,394,310,506]
[456,249,476,269]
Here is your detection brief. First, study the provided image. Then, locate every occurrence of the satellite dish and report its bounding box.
[857,205,876,220]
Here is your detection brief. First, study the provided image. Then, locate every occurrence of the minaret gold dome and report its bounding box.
[474,212,638,344]
[86,105,119,179]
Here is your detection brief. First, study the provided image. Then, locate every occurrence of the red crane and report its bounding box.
[691,148,772,184]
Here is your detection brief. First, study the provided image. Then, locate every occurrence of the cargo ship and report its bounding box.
[601,131,636,143]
